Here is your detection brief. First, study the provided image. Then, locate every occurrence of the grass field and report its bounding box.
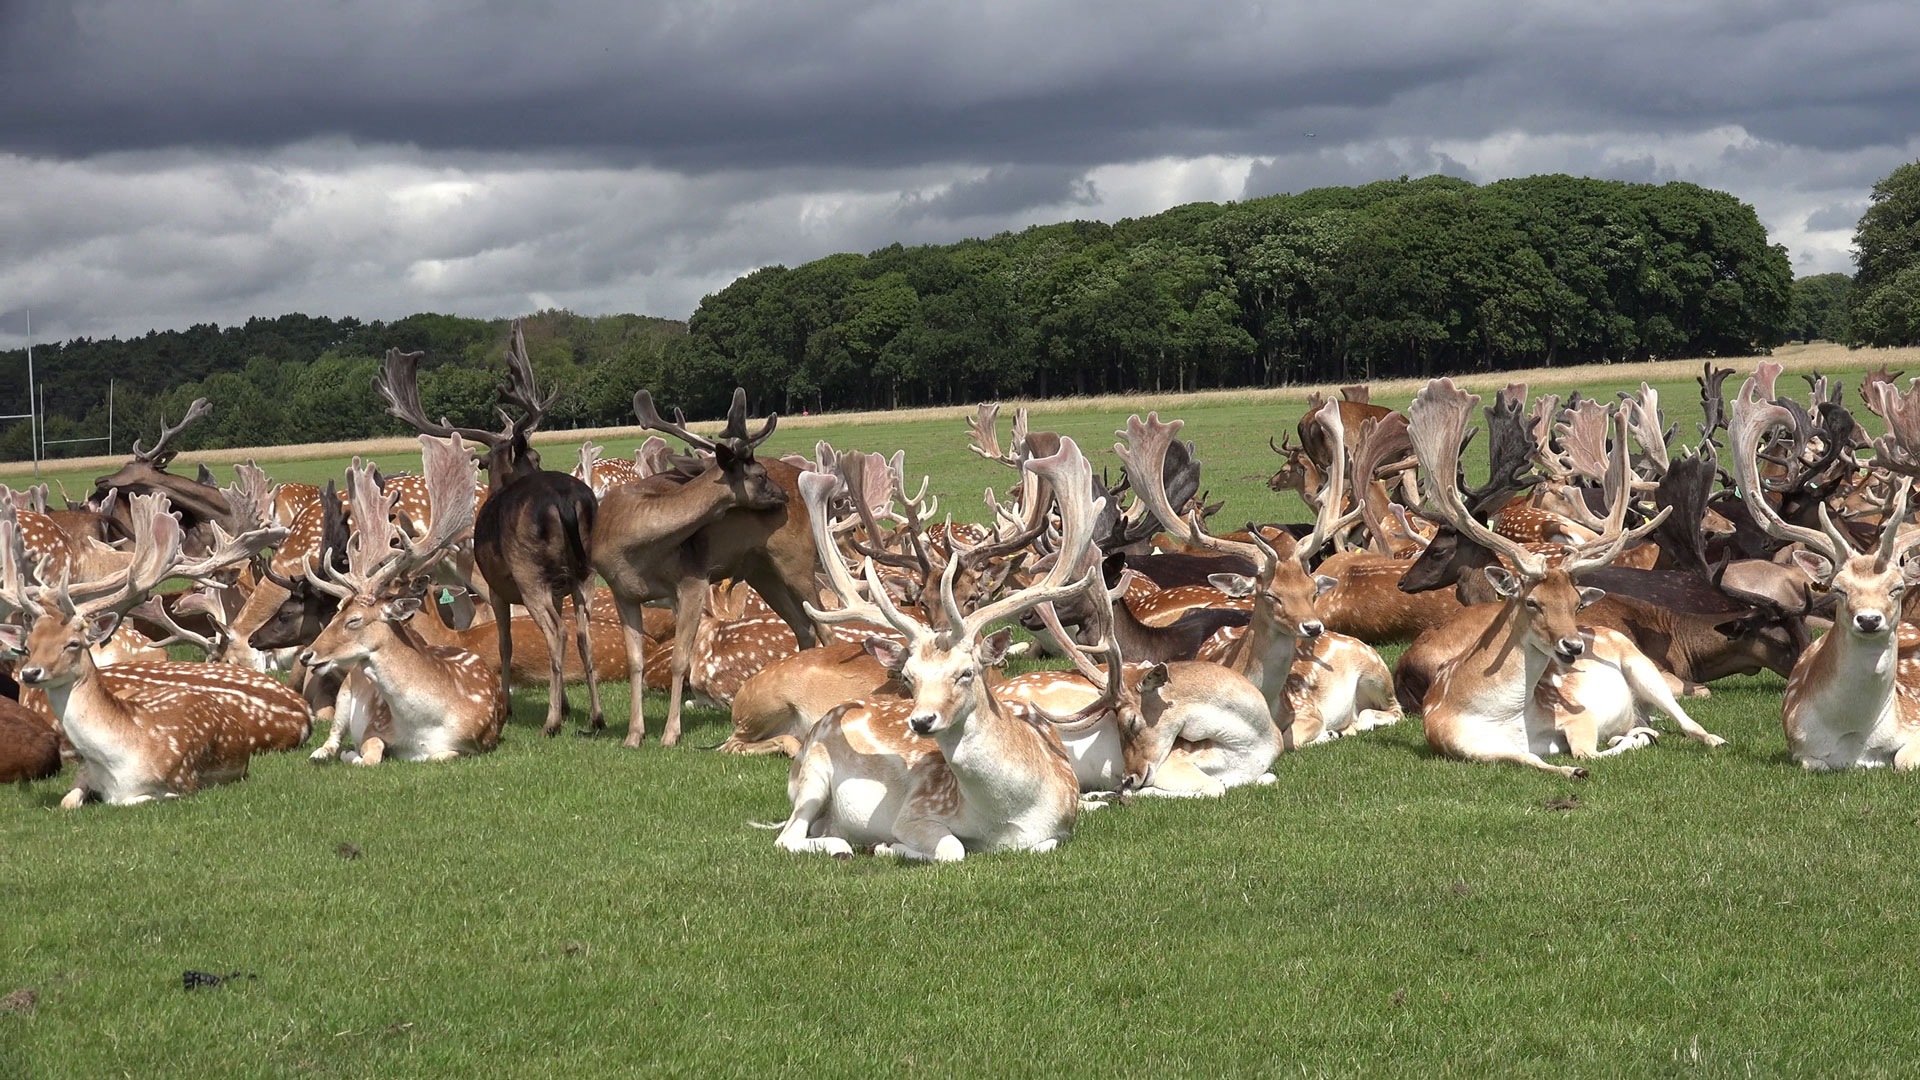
[8,347,1920,1078]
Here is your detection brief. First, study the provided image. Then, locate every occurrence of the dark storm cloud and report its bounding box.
[7,1,1915,168]
[2,1,1917,347]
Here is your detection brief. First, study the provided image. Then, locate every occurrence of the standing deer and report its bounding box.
[375,325,602,737]
[1406,380,1725,776]
[773,440,1103,860]
[593,388,816,747]
[0,497,309,807]
[300,435,506,764]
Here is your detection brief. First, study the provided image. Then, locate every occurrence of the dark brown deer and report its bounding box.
[375,324,602,737]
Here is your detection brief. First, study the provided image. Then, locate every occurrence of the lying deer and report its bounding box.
[301,435,507,765]
[0,496,310,807]
[1734,364,1920,770]
[1406,380,1726,776]
[773,440,1102,861]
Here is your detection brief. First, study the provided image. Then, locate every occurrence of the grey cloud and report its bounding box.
[898,166,1099,223]
[1804,202,1866,232]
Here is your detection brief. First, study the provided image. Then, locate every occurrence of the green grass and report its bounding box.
[8,355,1920,1078]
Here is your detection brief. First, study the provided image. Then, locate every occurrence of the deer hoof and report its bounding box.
[621,735,645,749]
[1569,767,1589,780]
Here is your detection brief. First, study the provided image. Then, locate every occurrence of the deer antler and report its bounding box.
[499,322,558,435]
[952,439,1104,642]
[1409,380,1550,580]
[1729,362,1852,569]
[1560,410,1670,577]
[131,398,212,466]
[1555,397,1612,485]
[800,471,934,646]
[1698,362,1735,441]
[1617,383,1673,478]
[1866,378,1920,478]
[374,349,504,447]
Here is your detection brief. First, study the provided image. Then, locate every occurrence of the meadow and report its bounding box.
[6,344,1920,1078]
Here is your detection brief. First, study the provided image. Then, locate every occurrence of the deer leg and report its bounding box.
[1132,753,1227,798]
[524,591,569,737]
[663,576,706,747]
[614,595,651,748]
[1893,742,1920,771]
[1622,653,1727,747]
[1472,747,1588,778]
[568,582,604,733]
[777,746,851,856]
[878,815,966,861]
[59,785,89,810]
[750,573,819,650]
[490,592,516,702]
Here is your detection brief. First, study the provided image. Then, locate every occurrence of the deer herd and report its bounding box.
[4,332,1919,860]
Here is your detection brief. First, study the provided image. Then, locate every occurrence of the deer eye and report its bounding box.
[1525,598,1542,611]
[1892,585,1907,598]
[65,640,83,652]
[345,616,364,629]
[956,670,974,684]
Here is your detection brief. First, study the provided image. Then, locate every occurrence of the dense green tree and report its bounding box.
[1850,162,1920,346]
[1786,273,1854,342]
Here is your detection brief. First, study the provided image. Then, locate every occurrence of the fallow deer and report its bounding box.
[1406,380,1725,776]
[0,497,309,807]
[593,389,802,747]
[772,440,1103,860]
[301,435,506,764]
[1733,364,1920,770]
[1120,409,1398,745]
[91,398,235,534]
[376,325,602,738]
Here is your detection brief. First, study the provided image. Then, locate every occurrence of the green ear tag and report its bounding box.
[440,589,454,605]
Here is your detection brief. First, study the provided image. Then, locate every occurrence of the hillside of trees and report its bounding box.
[5,169,1880,461]
[0,312,685,461]
[659,174,1796,416]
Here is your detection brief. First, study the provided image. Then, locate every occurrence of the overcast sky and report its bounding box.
[3,0,1917,349]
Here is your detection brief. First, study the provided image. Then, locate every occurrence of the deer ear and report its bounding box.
[978,628,1013,667]
[862,636,908,673]
[1577,587,1606,610]
[1313,574,1338,598]
[1903,558,1920,584]
[84,611,122,645]
[1483,566,1520,599]
[1139,662,1170,693]
[0,624,25,655]
[1208,573,1256,598]
[383,597,424,622]
[1790,549,1833,583]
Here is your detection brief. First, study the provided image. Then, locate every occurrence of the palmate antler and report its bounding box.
[1617,382,1674,478]
[633,386,777,457]
[803,439,1104,649]
[1409,379,1663,581]
[1728,362,1855,570]
[308,435,479,601]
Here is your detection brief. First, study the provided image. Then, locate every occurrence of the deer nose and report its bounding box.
[907,713,937,736]
[1299,621,1324,639]
[1556,638,1585,660]
[17,666,44,684]
[299,650,316,667]
[1854,611,1887,634]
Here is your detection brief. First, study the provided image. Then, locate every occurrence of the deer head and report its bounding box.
[802,438,1104,738]
[301,436,479,675]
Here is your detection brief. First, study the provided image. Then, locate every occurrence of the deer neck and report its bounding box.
[1221,597,1298,714]
[1802,606,1898,708]
[359,625,459,719]
[40,654,136,735]
[937,682,1067,803]
[1455,599,1551,719]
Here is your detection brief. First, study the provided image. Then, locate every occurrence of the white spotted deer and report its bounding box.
[1734,364,1920,770]
[773,440,1102,861]
[0,496,309,807]
[1407,379,1726,776]
[300,435,507,764]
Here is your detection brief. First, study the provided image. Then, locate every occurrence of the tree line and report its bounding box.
[10,165,1920,462]
[661,174,1797,416]
[0,311,684,461]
